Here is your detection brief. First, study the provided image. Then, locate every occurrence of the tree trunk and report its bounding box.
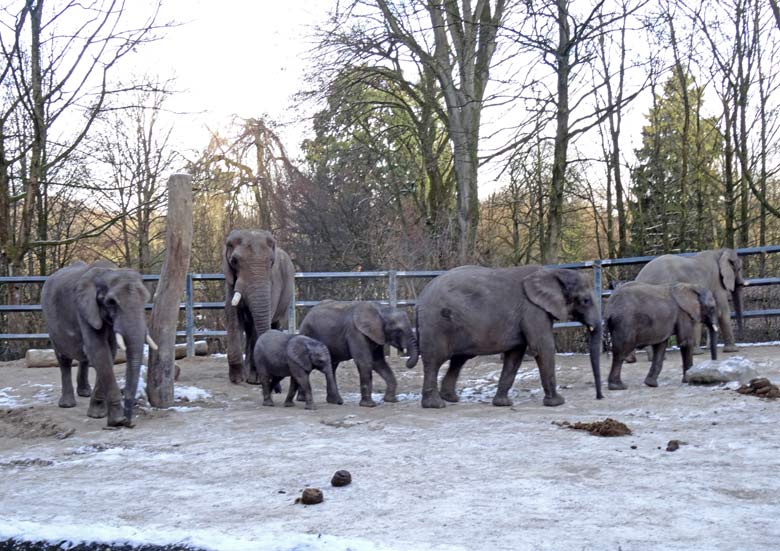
[147,174,193,408]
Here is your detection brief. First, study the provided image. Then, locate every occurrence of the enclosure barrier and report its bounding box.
[2,245,779,357]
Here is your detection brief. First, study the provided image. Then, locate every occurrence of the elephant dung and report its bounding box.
[736,377,780,399]
[686,356,759,385]
[331,470,352,487]
[296,488,324,505]
[554,418,632,437]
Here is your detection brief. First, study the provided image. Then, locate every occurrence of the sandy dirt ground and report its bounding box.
[1,345,779,550]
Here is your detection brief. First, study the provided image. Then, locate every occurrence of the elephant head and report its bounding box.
[76,267,152,424]
[718,249,745,339]
[672,284,719,360]
[522,268,603,399]
[353,303,419,369]
[290,335,332,373]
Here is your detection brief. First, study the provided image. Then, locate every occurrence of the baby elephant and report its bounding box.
[605,282,719,390]
[253,330,343,410]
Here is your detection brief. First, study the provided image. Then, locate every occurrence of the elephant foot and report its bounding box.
[492,395,512,407]
[245,373,261,385]
[383,394,398,403]
[440,390,460,403]
[107,414,127,427]
[296,391,306,402]
[283,401,295,408]
[644,377,659,388]
[723,344,739,353]
[77,385,92,398]
[304,403,316,410]
[326,395,344,405]
[421,393,446,409]
[625,352,637,364]
[608,381,627,391]
[107,402,126,427]
[228,363,244,384]
[58,394,77,408]
[263,399,274,407]
[87,399,108,418]
[543,394,565,407]
[359,398,377,407]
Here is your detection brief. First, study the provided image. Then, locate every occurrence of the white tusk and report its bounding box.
[146,334,158,351]
[742,281,749,287]
[713,324,719,333]
[588,325,595,333]
[231,292,242,307]
[115,333,127,351]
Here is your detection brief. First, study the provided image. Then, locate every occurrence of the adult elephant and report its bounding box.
[415,265,603,409]
[636,248,746,353]
[223,229,295,384]
[298,301,419,407]
[41,261,156,427]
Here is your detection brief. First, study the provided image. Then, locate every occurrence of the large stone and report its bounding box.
[686,356,759,385]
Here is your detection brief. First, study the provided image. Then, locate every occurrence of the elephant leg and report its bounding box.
[76,360,91,397]
[493,345,526,406]
[293,373,315,410]
[421,356,446,409]
[259,369,274,407]
[535,340,564,407]
[644,346,653,362]
[680,344,694,384]
[284,377,298,407]
[57,355,77,408]
[87,373,108,418]
[718,303,738,352]
[372,348,398,403]
[644,342,667,387]
[321,362,343,405]
[440,355,470,403]
[690,322,704,355]
[608,349,628,391]
[245,338,261,385]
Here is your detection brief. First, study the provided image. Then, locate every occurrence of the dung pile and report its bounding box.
[554,418,632,436]
[736,378,780,399]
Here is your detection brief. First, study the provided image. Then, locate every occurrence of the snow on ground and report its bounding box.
[1,346,780,550]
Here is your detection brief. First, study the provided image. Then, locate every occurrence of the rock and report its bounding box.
[685,356,759,385]
[331,470,352,487]
[296,488,323,505]
[666,440,681,452]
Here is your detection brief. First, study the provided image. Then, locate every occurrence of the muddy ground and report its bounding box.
[1,345,779,550]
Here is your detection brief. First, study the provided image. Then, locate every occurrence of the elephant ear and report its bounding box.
[76,272,103,330]
[353,302,386,345]
[718,249,736,292]
[522,269,569,321]
[672,284,701,321]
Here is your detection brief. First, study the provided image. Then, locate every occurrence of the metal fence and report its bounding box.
[2,245,779,357]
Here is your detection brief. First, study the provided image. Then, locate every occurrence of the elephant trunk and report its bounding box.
[246,266,272,339]
[121,325,145,427]
[405,333,419,369]
[588,324,603,400]
[732,285,744,341]
[707,324,718,361]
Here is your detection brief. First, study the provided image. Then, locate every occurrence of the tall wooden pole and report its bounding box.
[147,174,193,408]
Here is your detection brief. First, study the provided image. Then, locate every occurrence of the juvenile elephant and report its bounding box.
[253,330,342,410]
[298,301,419,407]
[636,248,746,352]
[223,229,295,384]
[415,265,603,409]
[41,261,156,427]
[605,282,719,389]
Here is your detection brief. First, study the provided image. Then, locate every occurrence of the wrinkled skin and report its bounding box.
[636,249,746,354]
[605,282,719,390]
[223,229,294,384]
[41,261,151,428]
[415,265,603,409]
[298,301,419,407]
[253,330,342,410]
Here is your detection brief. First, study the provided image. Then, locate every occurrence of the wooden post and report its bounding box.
[147,174,193,408]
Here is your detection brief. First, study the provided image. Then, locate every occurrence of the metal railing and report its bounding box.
[2,245,779,357]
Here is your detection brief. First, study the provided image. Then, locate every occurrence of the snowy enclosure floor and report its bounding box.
[1,345,779,551]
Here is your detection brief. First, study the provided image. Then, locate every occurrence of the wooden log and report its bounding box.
[25,340,207,368]
[147,174,193,408]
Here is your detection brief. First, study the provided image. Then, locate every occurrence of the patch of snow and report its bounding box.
[0,519,445,551]
[0,387,22,408]
[687,356,760,384]
[211,353,227,358]
[168,406,203,412]
[174,385,211,402]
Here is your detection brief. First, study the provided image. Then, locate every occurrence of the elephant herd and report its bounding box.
[40,227,747,428]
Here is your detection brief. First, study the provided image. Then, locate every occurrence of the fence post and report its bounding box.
[388,270,398,309]
[288,283,297,334]
[593,260,603,319]
[185,272,194,357]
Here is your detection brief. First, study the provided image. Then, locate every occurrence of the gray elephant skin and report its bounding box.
[636,248,746,352]
[298,301,419,407]
[605,282,719,390]
[41,261,154,427]
[415,265,603,409]
[253,330,343,409]
[223,229,294,384]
